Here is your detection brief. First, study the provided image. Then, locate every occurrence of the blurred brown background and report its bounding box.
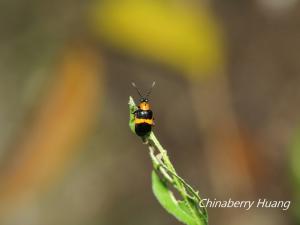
[0,0,299,225]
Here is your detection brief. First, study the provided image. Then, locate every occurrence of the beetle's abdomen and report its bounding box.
[135,123,152,136]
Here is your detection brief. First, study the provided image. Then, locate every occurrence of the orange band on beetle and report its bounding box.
[135,118,154,125]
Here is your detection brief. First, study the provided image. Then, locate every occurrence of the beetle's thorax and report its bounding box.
[139,102,150,110]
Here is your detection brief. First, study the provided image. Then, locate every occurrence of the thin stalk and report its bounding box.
[129,96,208,225]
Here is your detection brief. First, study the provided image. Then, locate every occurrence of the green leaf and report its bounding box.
[129,96,137,134]
[130,95,208,225]
[152,171,204,225]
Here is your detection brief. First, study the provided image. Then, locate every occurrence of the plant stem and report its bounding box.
[129,96,208,225]
[148,132,207,224]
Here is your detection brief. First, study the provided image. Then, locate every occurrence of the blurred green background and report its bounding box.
[0,0,299,225]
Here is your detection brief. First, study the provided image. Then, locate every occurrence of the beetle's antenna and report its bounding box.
[145,81,156,99]
[131,82,143,97]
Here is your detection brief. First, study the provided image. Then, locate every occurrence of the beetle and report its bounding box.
[132,81,155,136]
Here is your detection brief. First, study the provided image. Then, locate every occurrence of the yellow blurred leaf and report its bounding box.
[90,1,224,78]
